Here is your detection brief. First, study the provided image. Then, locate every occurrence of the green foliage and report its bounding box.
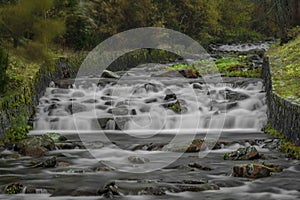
[215,56,247,72]
[224,69,262,78]
[168,56,261,78]
[0,0,65,52]
[3,114,31,143]
[65,12,96,50]
[263,122,300,160]
[168,63,199,74]
[267,34,300,103]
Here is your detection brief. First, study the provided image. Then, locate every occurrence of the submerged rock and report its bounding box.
[16,135,55,157]
[0,150,20,159]
[223,146,260,160]
[33,156,57,168]
[131,143,166,151]
[66,102,87,114]
[232,163,271,178]
[188,163,212,171]
[128,156,150,164]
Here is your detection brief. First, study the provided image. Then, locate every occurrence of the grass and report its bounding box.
[263,123,300,160]
[266,33,300,103]
[168,56,261,78]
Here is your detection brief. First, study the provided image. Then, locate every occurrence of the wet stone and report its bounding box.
[0,150,20,159]
[223,146,260,160]
[15,135,55,157]
[188,163,213,171]
[232,163,272,178]
[34,156,57,168]
[101,70,120,79]
[97,182,121,199]
[66,102,87,114]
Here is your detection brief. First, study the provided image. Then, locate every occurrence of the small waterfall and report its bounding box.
[33,65,267,133]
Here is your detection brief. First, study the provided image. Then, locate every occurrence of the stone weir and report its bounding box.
[262,57,300,146]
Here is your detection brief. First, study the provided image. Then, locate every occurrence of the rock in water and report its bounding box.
[34,157,57,168]
[44,132,67,143]
[15,136,55,157]
[5,183,24,194]
[97,182,121,199]
[101,70,120,79]
[128,156,150,164]
[232,163,271,178]
[223,146,260,160]
[179,69,198,78]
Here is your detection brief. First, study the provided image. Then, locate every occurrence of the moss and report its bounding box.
[1,114,32,144]
[5,183,24,194]
[266,34,300,103]
[167,56,261,78]
[215,56,247,72]
[263,122,300,160]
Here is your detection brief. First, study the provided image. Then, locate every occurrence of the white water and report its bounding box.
[34,66,267,133]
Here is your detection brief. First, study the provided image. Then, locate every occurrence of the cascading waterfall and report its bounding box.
[34,65,267,133]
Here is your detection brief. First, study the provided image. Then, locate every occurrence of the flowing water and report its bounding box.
[0,45,299,199]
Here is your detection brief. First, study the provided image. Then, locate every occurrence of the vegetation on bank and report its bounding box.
[168,56,261,78]
[263,123,300,160]
[266,27,300,103]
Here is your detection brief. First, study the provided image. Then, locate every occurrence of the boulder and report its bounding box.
[101,70,120,79]
[16,135,55,157]
[223,146,260,160]
[232,163,271,178]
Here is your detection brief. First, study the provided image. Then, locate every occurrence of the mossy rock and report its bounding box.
[44,132,67,143]
[223,146,260,160]
[5,183,24,194]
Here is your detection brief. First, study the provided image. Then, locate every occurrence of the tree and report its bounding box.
[0,46,8,93]
[0,0,65,48]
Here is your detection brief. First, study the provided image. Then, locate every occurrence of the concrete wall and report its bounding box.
[263,57,300,145]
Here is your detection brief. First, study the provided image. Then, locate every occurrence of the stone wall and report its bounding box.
[263,57,300,145]
[0,59,69,138]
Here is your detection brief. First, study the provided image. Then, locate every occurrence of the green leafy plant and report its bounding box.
[4,115,31,143]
